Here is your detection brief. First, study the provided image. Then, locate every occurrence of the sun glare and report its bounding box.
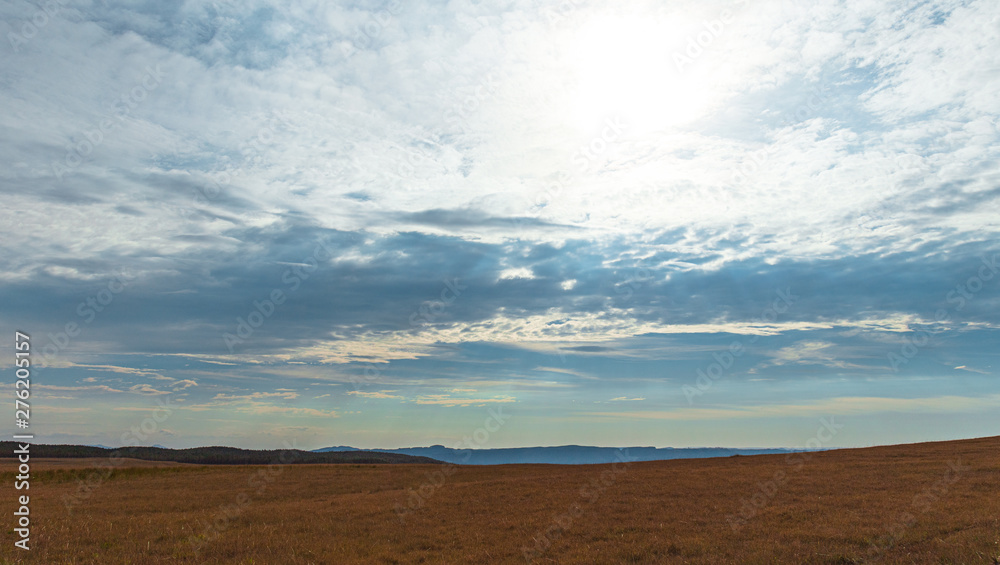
[570,14,709,134]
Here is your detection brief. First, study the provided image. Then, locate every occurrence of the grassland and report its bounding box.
[2,436,998,564]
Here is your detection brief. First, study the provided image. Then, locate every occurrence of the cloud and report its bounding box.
[32,406,94,414]
[75,364,167,380]
[396,208,577,232]
[129,384,171,396]
[497,267,536,281]
[182,389,338,418]
[759,340,867,370]
[239,405,339,417]
[347,390,403,400]
[954,365,990,374]
[2,0,998,448]
[562,345,614,353]
[584,394,1000,421]
[413,394,516,407]
[212,392,298,401]
[35,384,125,394]
[531,367,593,379]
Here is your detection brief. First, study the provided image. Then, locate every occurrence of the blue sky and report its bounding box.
[1,0,997,450]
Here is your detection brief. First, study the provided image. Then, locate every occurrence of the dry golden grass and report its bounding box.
[2,436,999,564]
[0,458,198,470]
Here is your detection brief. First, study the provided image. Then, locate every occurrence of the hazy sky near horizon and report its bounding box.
[1,0,998,450]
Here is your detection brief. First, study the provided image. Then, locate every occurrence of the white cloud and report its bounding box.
[2,0,998,448]
[498,267,535,280]
[585,394,1000,421]
[346,390,403,400]
[129,383,170,396]
[413,394,515,407]
[212,391,298,401]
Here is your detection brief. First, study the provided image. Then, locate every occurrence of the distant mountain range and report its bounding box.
[1,442,440,465]
[313,444,802,465]
[5,442,811,466]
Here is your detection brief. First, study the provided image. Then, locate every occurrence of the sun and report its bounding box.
[569,14,710,135]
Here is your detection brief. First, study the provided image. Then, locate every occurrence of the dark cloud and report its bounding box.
[396,208,581,231]
[3,217,996,365]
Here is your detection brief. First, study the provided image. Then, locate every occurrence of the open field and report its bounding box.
[1,458,198,470]
[2,436,999,564]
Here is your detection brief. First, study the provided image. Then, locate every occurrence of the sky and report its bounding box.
[1,0,998,451]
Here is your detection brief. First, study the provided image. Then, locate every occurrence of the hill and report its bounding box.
[314,444,800,464]
[0,442,440,465]
[1,435,997,563]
